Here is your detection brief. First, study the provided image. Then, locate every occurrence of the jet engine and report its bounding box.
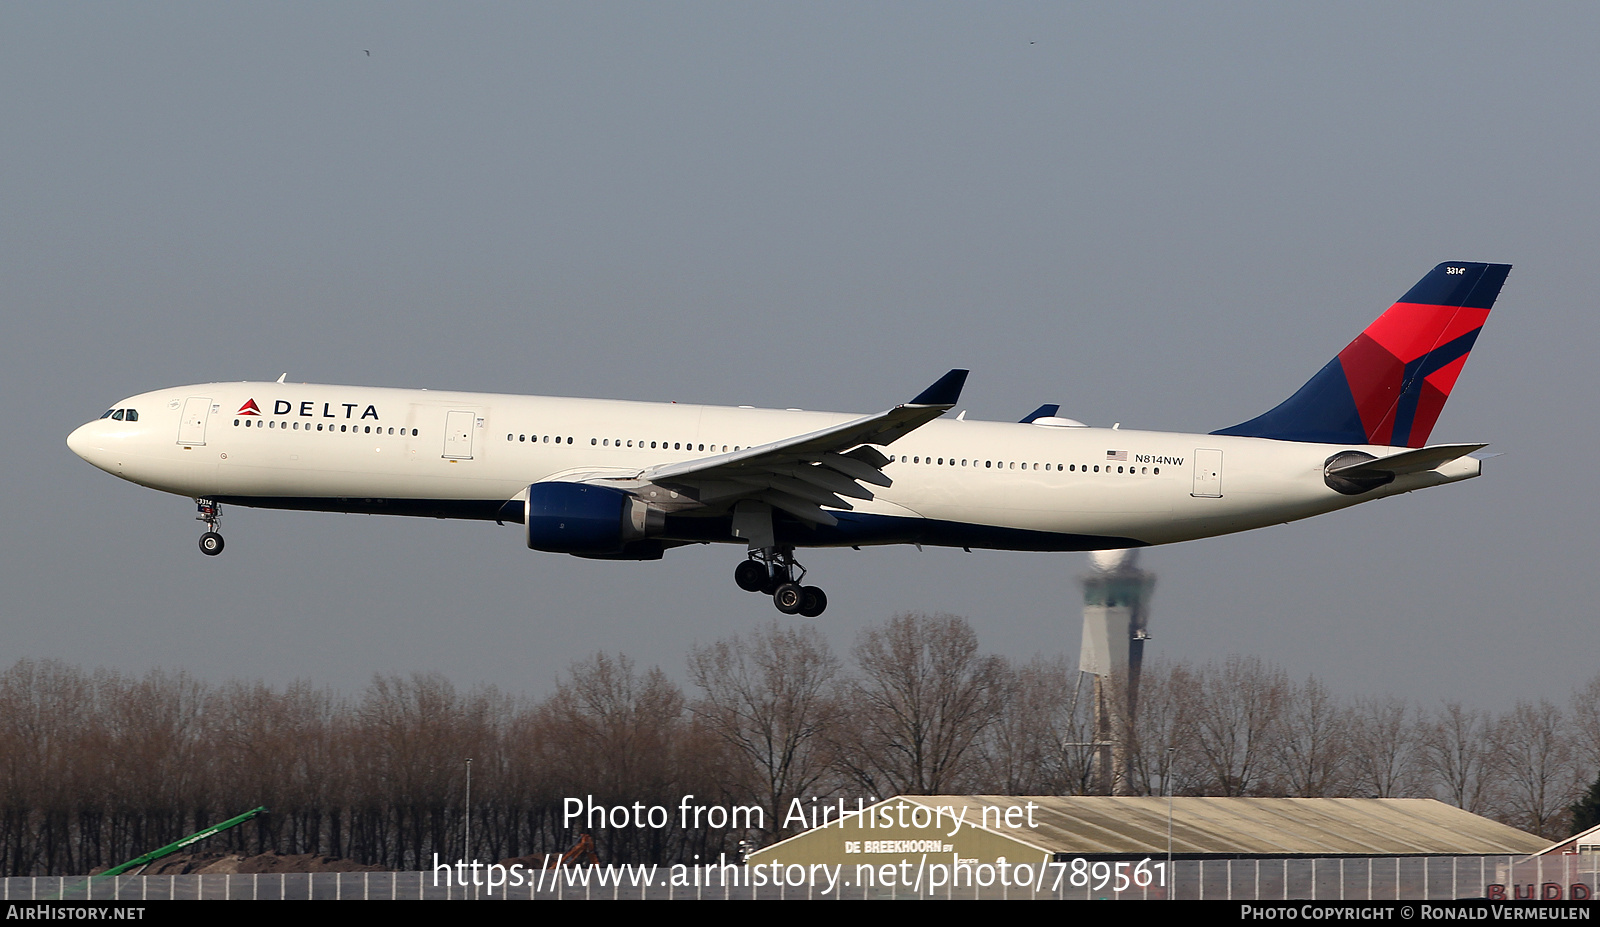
[525,482,667,555]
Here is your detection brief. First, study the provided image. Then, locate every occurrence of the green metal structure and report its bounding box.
[96,806,268,877]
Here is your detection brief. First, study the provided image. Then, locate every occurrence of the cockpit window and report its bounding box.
[111,410,125,421]
[100,409,115,419]
[125,409,137,421]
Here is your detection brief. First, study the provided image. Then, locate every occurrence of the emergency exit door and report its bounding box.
[1191,448,1223,497]
[442,410,476,459]
[177,397,212,446]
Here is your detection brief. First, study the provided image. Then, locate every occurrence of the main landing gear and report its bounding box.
[735,548,827,617]
[196,498,225,556]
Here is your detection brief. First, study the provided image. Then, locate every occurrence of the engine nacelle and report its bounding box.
[525,482,666,555]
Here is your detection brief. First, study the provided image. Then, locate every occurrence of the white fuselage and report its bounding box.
[66,382,1480,552]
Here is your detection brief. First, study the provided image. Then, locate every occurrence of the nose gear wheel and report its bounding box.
[196,499,225,556]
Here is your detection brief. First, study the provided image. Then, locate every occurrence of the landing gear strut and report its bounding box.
[734,548,827,617]
[196,498,224,556]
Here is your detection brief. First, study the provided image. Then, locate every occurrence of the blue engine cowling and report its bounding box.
[525,482,666,555]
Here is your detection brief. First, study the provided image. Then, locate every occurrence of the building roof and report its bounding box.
[891,796,1547,857]
[1534,820,1600,856]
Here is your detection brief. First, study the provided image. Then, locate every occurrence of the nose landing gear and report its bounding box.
[734,547,827,617]
[196,499,224,556]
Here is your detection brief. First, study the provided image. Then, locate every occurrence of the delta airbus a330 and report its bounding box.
[68,262,1509,617]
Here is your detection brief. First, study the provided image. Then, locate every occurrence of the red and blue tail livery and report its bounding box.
[1214,262,1510,447]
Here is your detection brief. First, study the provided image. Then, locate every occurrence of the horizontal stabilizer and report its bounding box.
[1323,442,1486,495]
[1328,443,1488,479]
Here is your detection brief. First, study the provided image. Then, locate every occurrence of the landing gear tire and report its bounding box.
[773,582,805,615]
[734,559,768,593]
[798,586,827,618]
[199,532,224,556]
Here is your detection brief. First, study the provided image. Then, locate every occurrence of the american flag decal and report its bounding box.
[1106,450,1127,461]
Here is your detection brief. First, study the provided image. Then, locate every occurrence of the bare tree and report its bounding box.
[1125,659,1205,797]
[834,613,1007,796]
[539,653,733,863]
[1422,701,1499,815]
[688,622,841,839]
[1190,656,1286,796]
[979,655,1093,795]
[1493,700,1579,838]
[1347,696,1428,798]
[1570,674,1600,786]
[1269,676,1354,797]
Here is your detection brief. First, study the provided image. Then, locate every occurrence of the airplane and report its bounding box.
[67,262,1509,617]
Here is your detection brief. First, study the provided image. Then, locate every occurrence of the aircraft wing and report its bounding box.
[631,369,968,526]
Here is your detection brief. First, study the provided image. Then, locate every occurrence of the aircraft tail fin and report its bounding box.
[1212,262,1510,447]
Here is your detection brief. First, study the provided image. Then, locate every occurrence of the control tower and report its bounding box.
[1078,549,1155,795]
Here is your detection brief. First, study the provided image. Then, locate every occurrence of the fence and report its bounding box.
[3,855,1594,900]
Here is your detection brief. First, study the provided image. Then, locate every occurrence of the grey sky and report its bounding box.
[4,3,1594,709]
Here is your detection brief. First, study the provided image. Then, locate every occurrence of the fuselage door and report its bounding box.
[177,397,212,446]
[1191,448,1223,497]
[442,410,476,460]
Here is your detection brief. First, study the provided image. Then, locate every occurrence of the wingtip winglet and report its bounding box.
[910,369,969,407]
